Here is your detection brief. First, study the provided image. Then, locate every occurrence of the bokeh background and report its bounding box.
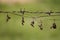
[0,0,60,40]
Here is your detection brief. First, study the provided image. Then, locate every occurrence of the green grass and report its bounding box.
[0,2,60,40]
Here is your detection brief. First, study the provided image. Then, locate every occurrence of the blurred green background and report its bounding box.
[0,0,60,40]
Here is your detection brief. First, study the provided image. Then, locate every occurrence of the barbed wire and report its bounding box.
[0,9,60,19]
[0,10,60,14]
[0,9,60,29]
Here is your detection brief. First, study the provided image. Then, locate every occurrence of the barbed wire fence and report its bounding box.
[0,9,60,29]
